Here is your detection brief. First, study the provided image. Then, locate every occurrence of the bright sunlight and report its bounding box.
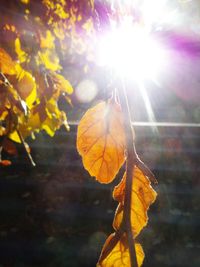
[97,16,166,81]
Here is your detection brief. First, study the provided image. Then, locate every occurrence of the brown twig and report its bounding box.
[117,78,138,267]
[17,130,36,167]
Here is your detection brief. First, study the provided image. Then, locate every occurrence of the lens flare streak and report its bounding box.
[138,82,158,133]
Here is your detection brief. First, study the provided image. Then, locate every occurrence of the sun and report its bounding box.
[97,17,166,82]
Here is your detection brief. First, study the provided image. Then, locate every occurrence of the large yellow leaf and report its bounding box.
[98,233,144,267]
[16,66,37,108]
[77,99,126,183]
[0,48,16,75]
[113,166,157,237]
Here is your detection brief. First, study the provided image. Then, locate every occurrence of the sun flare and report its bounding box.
[97,18,166,82]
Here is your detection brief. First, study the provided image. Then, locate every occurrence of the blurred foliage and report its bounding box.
[0,0,96,165]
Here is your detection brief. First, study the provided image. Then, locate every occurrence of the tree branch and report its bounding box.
[117,78,138,267]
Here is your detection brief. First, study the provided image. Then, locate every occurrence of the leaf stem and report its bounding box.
[17,130,36,167]
[117,78,138,267]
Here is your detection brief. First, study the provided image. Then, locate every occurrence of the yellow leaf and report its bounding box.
[15,38,28,63]
[82,18,93,33]
[45,98,63,119]
[98,234,144,267]
[16,66,37,108]
[53,22,66,40]
[50,72,73,95]
[77,99,126,183]
[36,98,65,136]
[0,48,16,75]
[43,0,69,19]
[42,116,60,137]
[0,110,8,121]
[8,130,21,143]
[18,112,41,140]
[27,112,41,130]
[113,167,157,237]
[37,50,61,71]
[40,30,55,49]
[9,105,43,142]
[0,126,6,136]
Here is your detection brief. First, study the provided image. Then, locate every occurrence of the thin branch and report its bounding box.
[124,162,138,267]
[17,130,36,167]
[117,78,138,267]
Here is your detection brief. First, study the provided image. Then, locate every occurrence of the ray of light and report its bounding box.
[138,82,158,133]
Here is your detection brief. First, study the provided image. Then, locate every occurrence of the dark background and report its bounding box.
[0,115,199,267]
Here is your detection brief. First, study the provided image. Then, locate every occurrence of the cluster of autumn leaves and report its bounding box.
[0,44,73,165]
[77,99,157,266]
[0,0,96,164]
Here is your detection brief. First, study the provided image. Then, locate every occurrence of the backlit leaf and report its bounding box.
[77,99,126,183]
[0,110,8,121]
[113,166,157,237]
[0,48,16,75]
[16,66,37,107]
[25,112,41,133]
[49,71,73,96]
[42,116,60,137]
[37,50,62,71]
[40,30,55,49]
[98,233,144,267]
[8,131,21,143]
[15,38,29,63]
[41,98,66,136]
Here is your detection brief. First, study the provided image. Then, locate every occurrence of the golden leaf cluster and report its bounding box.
[0,0,95,164]
[77,99,157,266]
